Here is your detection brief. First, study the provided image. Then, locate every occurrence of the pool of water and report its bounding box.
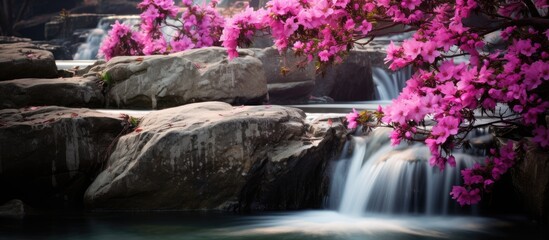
[1,210,546,240]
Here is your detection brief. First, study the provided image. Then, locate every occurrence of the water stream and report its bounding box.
[331,128,481,216]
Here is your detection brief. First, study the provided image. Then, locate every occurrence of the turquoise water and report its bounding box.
[1,210,547,240]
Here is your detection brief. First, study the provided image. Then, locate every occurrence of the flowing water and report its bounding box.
[2,127,546,239]
[372,66,412,100]
[331,128,482,216]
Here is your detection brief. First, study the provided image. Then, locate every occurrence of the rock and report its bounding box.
[97,0,140,15]
[267,81,315,104]
[313,49,381,101]
[0,36,31,44]
[86,47,268,109]
[0,107,127,208]
[45,13,113,40]
[84,102,346,210]
[0,77,104,109]
[0,43,58,81]
[0,199,27,219]
[251,47,316,104]
[32,41,73,60]
[511,143,549,225]
[13,14,57,41]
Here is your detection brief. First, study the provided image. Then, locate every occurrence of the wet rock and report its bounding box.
[0,199,28,219]
[0,107,126,208]
[251,47,316,104]
[0,77,104,109]
[0,36,31,44]
[0,43,58,81]
[86,47,268,109]
[313,49,381,101]
[84,102,346,210]
[511,143,549,225]
[32,41,73,60]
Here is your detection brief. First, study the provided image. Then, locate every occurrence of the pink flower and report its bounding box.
[533,126,549,148]
[360,20,373,35]
[431,116,460,144]
[293,41,304,51]
[514,39,538,57]
[420,41,439,63]
[346,108,360,129]
[402,38,423,59]
[450,186,481,206]
[318,50,330,62]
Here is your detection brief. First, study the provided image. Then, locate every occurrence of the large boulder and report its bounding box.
[313,48,382,101]
[0,77,104,109]
[84,102,346,210]
[86,47,268,109]
[251,47,316,104]
[0,107,126,208]
[0,199,28,219]
[511,143,549,225]
[0,43,58,81]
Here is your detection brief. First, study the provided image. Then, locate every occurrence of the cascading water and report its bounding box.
[330,128,485,216]
[73,15,141,60]
[372,66,412,100]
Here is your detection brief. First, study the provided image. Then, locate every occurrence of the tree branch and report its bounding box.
[522,0,541,18]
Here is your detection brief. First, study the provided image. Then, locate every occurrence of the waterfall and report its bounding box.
[73,15,141,60]
[372,66,412,100]
[330,128,485,216]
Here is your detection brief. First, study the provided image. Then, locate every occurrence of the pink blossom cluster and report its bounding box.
[99,0,225,60]
[224,0,414,68]
[346,108,360,129]
[220,7,266,59]
[138,0,180,54]
[221,0,549,206]
[450,142,516,206]
[98,21,145,60]
[171,0,224,51]
[379,1,549,205]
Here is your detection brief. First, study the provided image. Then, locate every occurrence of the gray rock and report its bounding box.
[0,199,27,219]
[511,142,549,225]
[87,47,268,109]
[0,77,104,109]
[45,13,113,40]
[267,81,315,104]
[84,102,346,210]
[0,107,126,207]
[0,43,58,81]
[250,47,316,104]
[313,49,381,101]
[0,36,31,44]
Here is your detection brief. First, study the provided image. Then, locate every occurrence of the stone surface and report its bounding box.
[313,49,381,101]
[0,199,27,219]
[86,47,268,109]
[0,43,58,81]
[96,0,140,15]
[251,47,316,104]
[0,36,31,44]
[511,143,549,225]
[84,102,346,210]
[0,77,104,109]
[45,13,113,40]
[0,107,126,208]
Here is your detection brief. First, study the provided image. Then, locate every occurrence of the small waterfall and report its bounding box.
[372,66,412,100]
[73,15,141,60]
[330,128,484,216]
